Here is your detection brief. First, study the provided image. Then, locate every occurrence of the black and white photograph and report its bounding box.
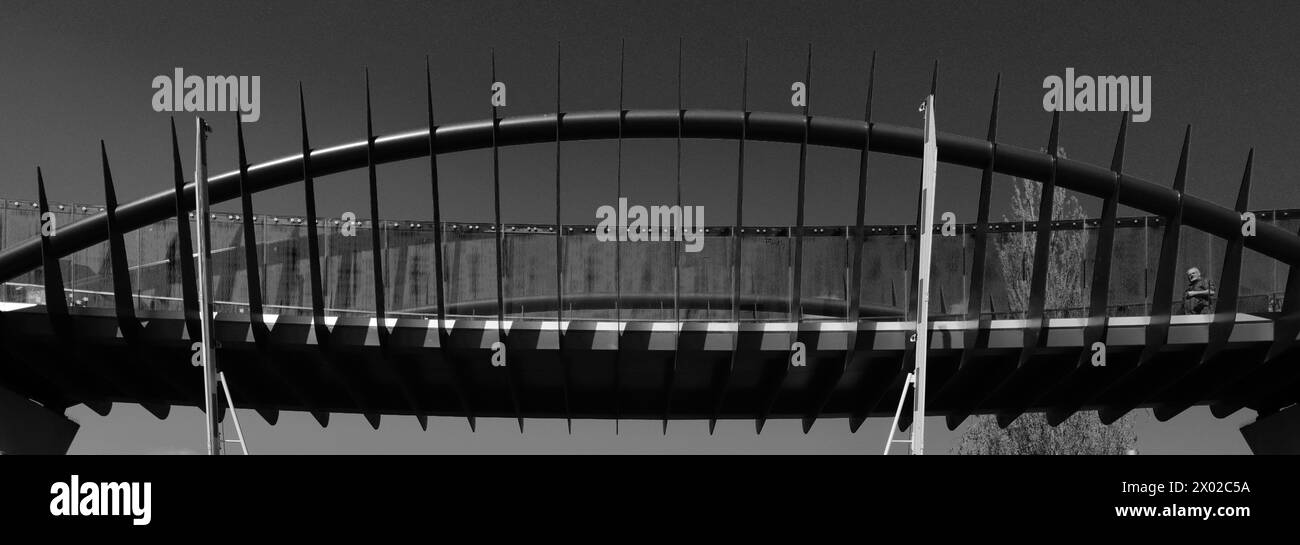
[0,0,1295,530]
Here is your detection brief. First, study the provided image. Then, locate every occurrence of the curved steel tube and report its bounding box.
[2,108,1293,282]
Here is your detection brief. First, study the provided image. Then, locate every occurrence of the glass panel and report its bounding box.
[134,217,181,312]
[798,227,848,321]
[65,204,114,310]
[929,224,968,318]
[321,217,381,315]
[856,226,909,321]
[441,224,501,319]
[502,228,559,319]
[679,228,731,321]
[45,205,79,309]
[1143,216,1165,314]
[740,228,791,321]
[261,218,309,316]
[386,221,442,319]
[617,233,676,322]
[206,213,250,314]
[1274,216,1300,310]
[1102,218,1148,317]
[2,201,43,304]
[1047,221,1090,318]
[988,221,1030,319]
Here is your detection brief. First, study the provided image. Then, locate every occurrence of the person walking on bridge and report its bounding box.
[1184,267,1216,315]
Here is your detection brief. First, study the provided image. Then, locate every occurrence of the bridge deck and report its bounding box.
[0,303,1292,430]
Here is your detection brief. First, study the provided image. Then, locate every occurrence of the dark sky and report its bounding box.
[1,0,1287,452]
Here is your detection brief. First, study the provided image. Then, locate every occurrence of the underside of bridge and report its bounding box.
[2,301,1298,455]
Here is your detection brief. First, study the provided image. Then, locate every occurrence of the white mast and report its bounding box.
[194,117,221,455]
[884,94,938,455]
[911,94,938,455]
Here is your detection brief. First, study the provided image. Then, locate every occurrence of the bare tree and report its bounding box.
[956,151,1138,454]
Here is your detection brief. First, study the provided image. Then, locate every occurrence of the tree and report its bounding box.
[955,152,1139,454]
[955,406,1138,455]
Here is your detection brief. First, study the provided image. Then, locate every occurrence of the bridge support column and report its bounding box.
[1240,405,1300,454]
[0,383,79,455]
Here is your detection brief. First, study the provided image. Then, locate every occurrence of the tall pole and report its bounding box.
[194,117,221,456]
[911,95,937,455]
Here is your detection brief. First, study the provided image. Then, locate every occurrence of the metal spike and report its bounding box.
[1237,149,1254,210]
[299,85,327,329]
[489,51,506,325]
[713,40,749,434]
[761,43,814,431]
[99,141,137,330]
[1026,112,1062,330]
[804,43,813,116]
[957,112,1063,426]
[790,43,813,321]
[364,70,387,336]
[663,36,685,434]
[425,58,472,429]
[987,74,1001,139]
[1152,149,1254,421]
[1213,218,1300,418]
[1024,113,1129,427]
[1047,111,1061,157]
[732,39,749,320]
[234,115,264,319]
[804,50,877,434]
[487,49,523,432]
[614,38,625,323]
[1151,125,1194,324]
[551,44,572,433]
[1209,150,1252,337]
[849,50,877,320]
[36,169,68,321]
[1172,125,1192,193]
[553,42,564,326]
[964,74,999,325]
[426,59,448,335]
[1095,127,1192,425]
[1089,113,1127,321]
[102,143,188,403]
[169,119,200,341]
[1109,115,1128,172]
[612,39,627,434]
[930,59,938,97]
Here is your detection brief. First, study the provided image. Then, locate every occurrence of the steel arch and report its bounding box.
[0,108,1292,282]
